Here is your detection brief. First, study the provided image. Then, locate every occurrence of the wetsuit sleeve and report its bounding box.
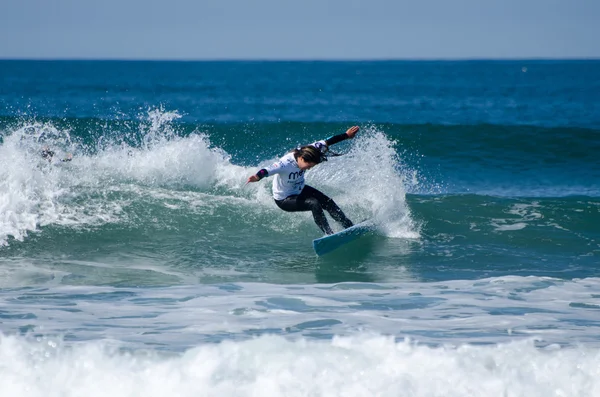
[307,133,350,155]
[256,159,286,180]
[325,132,350,146]
[308,133,349,156]
[310,140,329,154]
[255,169,268,180]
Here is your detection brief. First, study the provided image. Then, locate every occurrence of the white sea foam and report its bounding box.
[0,122,77,245]
[490,202,546,231]
[2,273,600,395]
[0,111,248,245]
[0,333,598,397]
[494,222,527,231]
[310,125,420,239]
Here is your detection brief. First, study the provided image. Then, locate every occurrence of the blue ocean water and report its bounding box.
[1,60,600,396]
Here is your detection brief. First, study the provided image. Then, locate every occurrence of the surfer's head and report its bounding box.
[294,146,323,170]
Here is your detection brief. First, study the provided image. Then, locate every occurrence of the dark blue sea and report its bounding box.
[1,60,600,396]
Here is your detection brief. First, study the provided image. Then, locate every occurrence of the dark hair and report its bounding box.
[293,145,323,164]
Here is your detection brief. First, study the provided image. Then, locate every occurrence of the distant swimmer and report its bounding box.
[246,126,360,235]
[41,146,73,163]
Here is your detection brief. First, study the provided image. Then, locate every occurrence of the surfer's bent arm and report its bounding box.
[246,160,285,183]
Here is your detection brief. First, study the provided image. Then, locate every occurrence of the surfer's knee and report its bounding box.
[305,197,323,212]
[321,197,341,214]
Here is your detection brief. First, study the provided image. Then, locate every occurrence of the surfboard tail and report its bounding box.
[312,220,374,256]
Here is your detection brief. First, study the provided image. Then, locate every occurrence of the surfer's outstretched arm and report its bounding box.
[325,126,359,146]
[310,126,360,159]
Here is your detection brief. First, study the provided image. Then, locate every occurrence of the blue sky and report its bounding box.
[1,0,598,59]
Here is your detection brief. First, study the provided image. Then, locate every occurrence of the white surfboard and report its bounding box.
[312,220,374,256]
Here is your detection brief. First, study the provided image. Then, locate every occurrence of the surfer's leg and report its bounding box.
[302,186,353,229]
[304,198,334,234]
[275,193,334,235]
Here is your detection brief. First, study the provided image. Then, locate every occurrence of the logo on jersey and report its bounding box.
[288,170,305,180]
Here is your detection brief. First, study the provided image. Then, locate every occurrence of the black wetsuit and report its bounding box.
[275,185,353,235]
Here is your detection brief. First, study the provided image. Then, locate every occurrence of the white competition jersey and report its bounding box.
[264,140,327,200]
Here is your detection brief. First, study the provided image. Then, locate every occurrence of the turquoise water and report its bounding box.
[1,60,599,396]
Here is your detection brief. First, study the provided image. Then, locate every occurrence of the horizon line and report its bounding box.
[1,56,599,62]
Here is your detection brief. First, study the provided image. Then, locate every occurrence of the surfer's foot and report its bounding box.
[342,220,353,229]
[316,224,334,235]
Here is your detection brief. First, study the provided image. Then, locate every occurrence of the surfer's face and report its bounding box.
[297,157,317,170]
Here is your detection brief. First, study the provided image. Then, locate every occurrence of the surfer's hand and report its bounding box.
[345,126,360,138]
[246,175,259,183]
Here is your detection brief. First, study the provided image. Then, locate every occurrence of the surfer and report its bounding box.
[41,146,73,163]
[247,126,360,235]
